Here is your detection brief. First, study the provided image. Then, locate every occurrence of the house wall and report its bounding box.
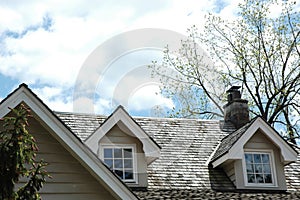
[18,117,118,200]
[235,130,287,190]
[99,125,148,188]
[223,161,236,186]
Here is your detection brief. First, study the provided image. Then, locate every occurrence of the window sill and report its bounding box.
[123,180,138,184]
[244,183,278,188]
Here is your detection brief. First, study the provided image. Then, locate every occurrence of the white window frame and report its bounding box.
[242,149,277,187]
[99,144,138,183]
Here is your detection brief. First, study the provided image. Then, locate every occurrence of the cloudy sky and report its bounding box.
[0,0,244,116]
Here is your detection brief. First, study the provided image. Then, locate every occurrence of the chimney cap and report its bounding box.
[227,86,241,93]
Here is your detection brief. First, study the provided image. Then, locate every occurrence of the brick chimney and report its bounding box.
[223,86,249,128]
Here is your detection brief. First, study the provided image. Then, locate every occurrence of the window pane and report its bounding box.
[256,174,264,183]
[114,159,123,168]
[245,152,273,185]
[124,159,133,168]
[247,174,255,183]
[255,164,263,173]
[246,164,254,173]
[114,169,124,179]
[125,170,133,180]
[124,148,132,158]
[104,159,113,168]
[254,154,261,163]
[114,148,122,158]
[264,174,272,183]
[104,148,113,158]
[262,154,270,163]
[103,147,135,182]
[245,154,253,164]
[263,164,271,173]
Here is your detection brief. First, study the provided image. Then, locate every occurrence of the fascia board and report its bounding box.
[85,114,118,154]
[229,118,297,163]
[255,118,298,162]
[85,106,160,163]
[212,153,229,168]
[0,87,29,117]
[118,110,161,159]
[213,117,297,168]
[0,86,138,200]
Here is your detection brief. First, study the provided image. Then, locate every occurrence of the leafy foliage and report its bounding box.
[0,104,49,200]
[150,0,300,143]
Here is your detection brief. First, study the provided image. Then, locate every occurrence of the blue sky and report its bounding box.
[0,0,261,116]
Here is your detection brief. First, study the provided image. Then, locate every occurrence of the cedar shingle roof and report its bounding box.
[210,119,255,162]
[54,111,300,199]
[134,189,300,199]
[211,117,298,165]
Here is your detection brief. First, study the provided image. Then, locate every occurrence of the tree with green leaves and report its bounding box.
[150,0,300,144]
[0,104,49,200]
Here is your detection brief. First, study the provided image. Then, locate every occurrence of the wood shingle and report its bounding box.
[54,112,300,199]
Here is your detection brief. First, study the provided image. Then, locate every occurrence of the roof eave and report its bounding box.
[211,117,298,168]
[0,84,139,200]
[85,105,161,164]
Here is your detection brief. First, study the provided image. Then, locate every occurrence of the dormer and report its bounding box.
[210,86,298,190]
[85,106,161,188]
[210,117,298,190]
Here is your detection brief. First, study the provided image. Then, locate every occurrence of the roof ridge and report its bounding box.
[133,115,223,121]
[55,110,224,122]
[54,110,107,117]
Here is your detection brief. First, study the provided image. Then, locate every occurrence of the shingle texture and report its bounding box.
[210,119,254,162]
[55,112,106,140]
[134,189,300,200]
[135,118,236,190]
[54,112,300,199]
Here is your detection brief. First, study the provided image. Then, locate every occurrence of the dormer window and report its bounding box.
[210,117,298,190]
[101,145,137,183]
[243,150,277,187]
[85,106,161,188]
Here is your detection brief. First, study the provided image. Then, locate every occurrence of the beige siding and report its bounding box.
[99,124,148,188]
[22,117,118,200]
[223,161,236,186]
[235,130,287,190]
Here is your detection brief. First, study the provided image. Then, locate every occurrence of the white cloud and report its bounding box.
[127,0,214,33]
[73,96,95,113]
[217,0,242,20]
[33,86,62,98]
[94,98,112,115]
[32,86,73,112]
[0,1,141,88]
[128,84,174,112]
[0,0,240,115]
[45,98,73,112]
